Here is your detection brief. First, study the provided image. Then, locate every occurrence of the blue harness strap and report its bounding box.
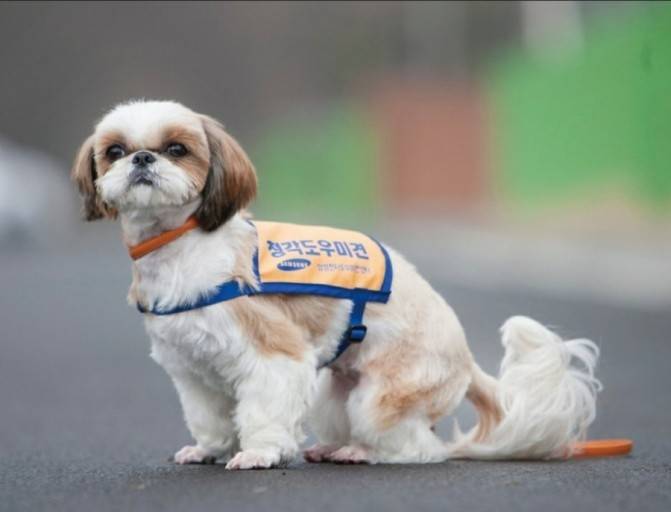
[321,299,368,367]
[137,280,253,315]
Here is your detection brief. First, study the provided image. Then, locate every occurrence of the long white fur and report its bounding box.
[85,100,602,469]
[449,316,601,459]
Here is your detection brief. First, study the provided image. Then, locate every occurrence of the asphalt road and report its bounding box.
[1,227,670,512]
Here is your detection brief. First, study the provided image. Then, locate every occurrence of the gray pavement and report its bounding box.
[1,227,670,512]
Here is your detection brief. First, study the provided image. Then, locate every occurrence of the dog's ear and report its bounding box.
[71,134,116,221]
[196,115,257,231]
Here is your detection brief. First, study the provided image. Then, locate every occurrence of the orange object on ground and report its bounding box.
[572,439,633,458]
[128,216,199,260]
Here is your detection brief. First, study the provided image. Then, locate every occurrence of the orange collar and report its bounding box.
[127,216,200,260]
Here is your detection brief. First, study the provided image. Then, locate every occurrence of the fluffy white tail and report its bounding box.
[449,316,602,459]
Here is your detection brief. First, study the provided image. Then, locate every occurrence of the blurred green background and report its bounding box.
[490,4,671,212]
[253,105,379,225]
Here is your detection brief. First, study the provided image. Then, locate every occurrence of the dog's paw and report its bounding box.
[173,445,217,465]
[326,445,369,464]
[303,444,340,463]
[225,450,279,470]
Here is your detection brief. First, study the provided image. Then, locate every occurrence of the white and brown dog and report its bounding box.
[72,100,601,469]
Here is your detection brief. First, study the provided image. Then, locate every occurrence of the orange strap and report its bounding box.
[128,216,200,260]
[571,439,633,458]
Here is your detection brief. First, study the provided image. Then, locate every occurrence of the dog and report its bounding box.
[71,100,601,469]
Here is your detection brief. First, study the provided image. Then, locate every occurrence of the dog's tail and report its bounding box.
[448,316,601,459]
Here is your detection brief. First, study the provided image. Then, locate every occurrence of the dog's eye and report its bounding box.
[166,143,187,157]
[106,144,126,161]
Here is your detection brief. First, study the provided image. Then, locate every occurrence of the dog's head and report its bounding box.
[71,100,257,231]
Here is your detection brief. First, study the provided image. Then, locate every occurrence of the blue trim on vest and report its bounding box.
[251,246,261,282]
[137,232,393,366]
[256,282,390,303]
[372,236,393,295]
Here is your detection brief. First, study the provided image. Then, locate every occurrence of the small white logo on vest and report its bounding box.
[277,258,311,271]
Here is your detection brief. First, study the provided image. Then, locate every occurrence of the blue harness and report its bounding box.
[137,222,393,366]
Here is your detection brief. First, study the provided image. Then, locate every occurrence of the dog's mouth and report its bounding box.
[128,168,156,187]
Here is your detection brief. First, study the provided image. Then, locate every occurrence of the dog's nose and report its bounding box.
[132,151,156,167]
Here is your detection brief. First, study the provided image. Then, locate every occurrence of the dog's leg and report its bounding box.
[327,350,471,464]
[327,378,445,464]
[304,368,354,462]
[226,356,316,470]
[170,371,238,464]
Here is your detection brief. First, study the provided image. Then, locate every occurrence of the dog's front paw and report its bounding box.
[173,445,217,465]
[304,444,340,463]
[326,445,369,464]
[225,450,280,470]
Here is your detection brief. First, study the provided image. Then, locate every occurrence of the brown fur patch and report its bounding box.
[229,298,307,361]
[366,342,471,431]
[227,287,340,361]
[96,130,126,148]
[376,381,444,430]
[159,125,209,154]
[466,374,503,442]
[94,130,138,177]
[260,295,339,340]
[170,153,209,190]
[159,125,210,189]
